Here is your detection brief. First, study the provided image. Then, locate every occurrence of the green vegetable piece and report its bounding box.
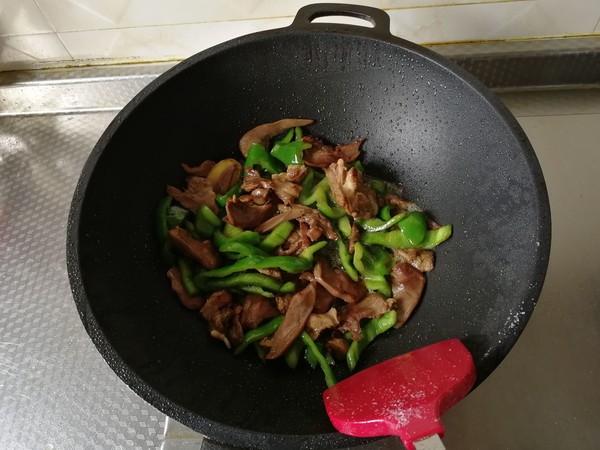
[352,160,365,172]
[378,205,392,221]
[197,255,311,278]
[418,224,453,249]
[213,228,261,248]
[177,258,198,296]
[166,205,189,229]
[234,315,284,355]
[337,215,352,239]
[336,238,359,282]
[361,223,451,250]
[277,127,295,144]
[300,177,345,219]
[271,141,312,166]
[244,143,284,174]
[259,221,295,252]
[398,211,427,246]
[218,241,268,259]
[300,332,337,388]
[195,204,219,237]
[200,204,222,227]
[357,212,407,232]
[216,182,241,207]
[346,310,397,371]
[156,196,172,245]
[284,338,305,369]
[294,126,304,140]
[299,241,328,263]
[239,285,275,298]
[279,281,297,294]
[370,179,387,196]
[223,223,244,237]
[353,242,392,297]
[197,272,292,294]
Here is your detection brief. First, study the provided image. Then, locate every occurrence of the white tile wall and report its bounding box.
[0,0,599,71]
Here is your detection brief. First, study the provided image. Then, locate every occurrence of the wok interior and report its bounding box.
[73,31,549,443]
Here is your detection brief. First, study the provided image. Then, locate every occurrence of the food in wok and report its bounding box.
[157,118,452,387]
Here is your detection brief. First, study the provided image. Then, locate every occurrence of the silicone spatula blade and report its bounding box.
[323,339,476,450]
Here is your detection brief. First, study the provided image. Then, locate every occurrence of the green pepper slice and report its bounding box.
[346,310,397,371]
[244,143,284,174]
[197,255,312,278]
[234,315,284,355]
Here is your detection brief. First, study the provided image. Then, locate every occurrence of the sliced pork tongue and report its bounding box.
[168,227,221,269]
[166,266,205,310]
[338,293,393,341]
[313,257,367,304]
[224,194,276,229]
[390,262,426,328]
[167,176,218,213]
[265,281,317,360]
[325,158,378,219]
[200,290,244,348]
[302,135,363,168]
[239,294,280,330]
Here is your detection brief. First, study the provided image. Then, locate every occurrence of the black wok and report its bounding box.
[67,4,551,449]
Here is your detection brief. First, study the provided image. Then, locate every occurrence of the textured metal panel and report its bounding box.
[0,112,165,449]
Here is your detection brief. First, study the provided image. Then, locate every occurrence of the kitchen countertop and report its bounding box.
[0,63,598,450]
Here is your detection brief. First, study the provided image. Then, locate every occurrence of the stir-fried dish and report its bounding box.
[156,119,452,387]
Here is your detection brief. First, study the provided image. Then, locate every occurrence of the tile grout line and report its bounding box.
[32,0,75,62]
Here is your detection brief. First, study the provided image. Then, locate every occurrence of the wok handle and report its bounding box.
[291,3,392,37]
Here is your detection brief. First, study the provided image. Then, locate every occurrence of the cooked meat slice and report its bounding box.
[326,337,350,360]
[224,195,276,229]
[182,160,216,177]
[200,290,236,348]
[348,220,361,254]
[305,307,339,340]
[239,118,315,156]
[302,135,363,168]
[242,169,302,205]
[241,168,271,192]
[240,294,279,330]
[168,227,221,269]
[167,176,218,213]
[250,188,271,205]
[166,266,205,310]
[325,159,378,219]
[292,205,338,241]
[339,293,393,340]
[313,257,367,304]
[285,164,307,183]
[254,205,305,233]
[275,293,293,314]
[271,172,303,205]
[313,282,337,313]
[228,305,244,347]
[385,194,418,213]
[254,204,337,241]
[393,248,435,272]
[266,282,317,360]
[390,262,426,328]
[276,222,312,256]
[206,158,242,195]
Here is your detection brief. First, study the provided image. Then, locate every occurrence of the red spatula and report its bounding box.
[323,339,476,450]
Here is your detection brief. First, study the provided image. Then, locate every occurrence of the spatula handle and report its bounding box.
[414,434,446,450]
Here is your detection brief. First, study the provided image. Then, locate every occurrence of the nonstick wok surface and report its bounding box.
[67,4,551,449]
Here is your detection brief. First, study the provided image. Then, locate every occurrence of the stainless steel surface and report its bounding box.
[1,64,598,449]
